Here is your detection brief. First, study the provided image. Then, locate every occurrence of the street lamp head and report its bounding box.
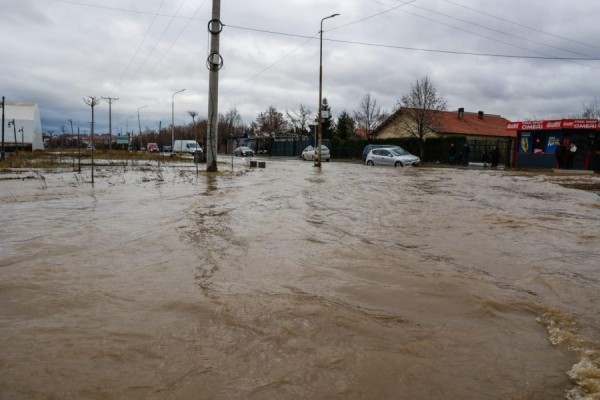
[322,13,340,22]
[173,88,186,99]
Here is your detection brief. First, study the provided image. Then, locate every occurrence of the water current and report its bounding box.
[1,160,599,399]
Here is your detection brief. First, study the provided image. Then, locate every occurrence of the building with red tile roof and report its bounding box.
[373,107,515,140]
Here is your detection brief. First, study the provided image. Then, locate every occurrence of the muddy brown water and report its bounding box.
[1,161,599,399]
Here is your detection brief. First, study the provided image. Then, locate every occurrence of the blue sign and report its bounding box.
[546,133,562,153]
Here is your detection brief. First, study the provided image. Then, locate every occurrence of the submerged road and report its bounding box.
[1,160,599,399]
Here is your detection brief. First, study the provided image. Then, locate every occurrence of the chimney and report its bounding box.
[478,111,484,119]
[458,107,464,120]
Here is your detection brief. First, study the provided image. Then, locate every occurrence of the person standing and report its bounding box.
[568,142,577,169]
[449,143,457,165]
[490,146,500,168]
[461,142,471,166]
[555,140,566,169]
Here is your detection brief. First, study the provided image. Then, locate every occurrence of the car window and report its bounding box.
[390,148,409,156]
[382,150,392,157]
[372,149,382,156]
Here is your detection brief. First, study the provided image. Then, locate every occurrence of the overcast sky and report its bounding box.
[2,0,600,134]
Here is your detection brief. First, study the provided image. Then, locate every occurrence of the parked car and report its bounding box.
[365,147,421,167]
[173,140,202,155]
[86,144,95,151]
[234,146,255,157]
[147,142,159,153]
[161,145,172,153]
[362,144,400,162]
[301,145,330,161]
[127,144,137,152]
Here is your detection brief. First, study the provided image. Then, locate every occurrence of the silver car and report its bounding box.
[301,145,330,161]
[365,147,420,167]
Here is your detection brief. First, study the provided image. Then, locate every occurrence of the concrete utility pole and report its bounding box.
[1,96,5,159]
[172,89,185,150]
[83,96,100,184]
[102,97,119,150]
[316,13,339,168]
[206,0,223,172]
[137,105,147,149]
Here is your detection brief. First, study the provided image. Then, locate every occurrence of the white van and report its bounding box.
[173,140,202,154]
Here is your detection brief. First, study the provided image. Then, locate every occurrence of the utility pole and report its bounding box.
[102,97,119,151]
[206,0,223,172]
[83,96,100,185]
[7,119,17,155]
[1,96,5,159]
[316,13,339,168]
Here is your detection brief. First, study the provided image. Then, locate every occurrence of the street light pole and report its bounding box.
[316,13,339,168]
[172,89,186,150]
[137,105,147,149]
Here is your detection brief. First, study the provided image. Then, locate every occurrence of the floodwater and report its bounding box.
[1,160,599,400]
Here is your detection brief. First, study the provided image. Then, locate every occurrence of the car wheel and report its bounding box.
[367,160,374,166]
[395,161,403,167]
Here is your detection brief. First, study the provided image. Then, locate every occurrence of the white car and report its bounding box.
[301,145,330,161]
[365,147,420,167]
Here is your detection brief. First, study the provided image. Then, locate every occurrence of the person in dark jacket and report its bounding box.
[448,143,457,165]
[490,146,500,168]
[461,143,471,166]
[555,140,566,169]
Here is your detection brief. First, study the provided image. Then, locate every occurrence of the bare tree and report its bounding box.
[580,98,600,119]
[219,107,245,141]
[255,105,288,136]
[395,76,447,158]
[353,93,387,139]
[286,104,312,135]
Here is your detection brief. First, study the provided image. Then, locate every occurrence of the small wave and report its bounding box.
[538,309,600,399]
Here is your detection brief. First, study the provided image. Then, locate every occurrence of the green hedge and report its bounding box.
[329,136,467,162]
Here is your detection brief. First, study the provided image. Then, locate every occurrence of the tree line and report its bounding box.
[47,76,600,157]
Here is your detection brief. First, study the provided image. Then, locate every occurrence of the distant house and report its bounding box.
[2,102,44,151]
[373,107,515,141]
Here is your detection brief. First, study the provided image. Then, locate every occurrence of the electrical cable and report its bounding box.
[130,0,189,81]
[119,0,166,82]
[222,32,318,95]
[225,25,600,60]
[399,1,595,58]
[443,0,600,51]
[144,0,209,77]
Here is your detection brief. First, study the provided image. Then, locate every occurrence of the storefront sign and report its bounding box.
[507,119,599,131]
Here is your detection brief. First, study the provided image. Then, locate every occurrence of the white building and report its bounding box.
[2,102,44,151]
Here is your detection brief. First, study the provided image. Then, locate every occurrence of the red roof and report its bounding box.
[439,111,514,137]
[375,108,516,138]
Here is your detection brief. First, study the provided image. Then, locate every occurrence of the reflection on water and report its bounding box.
[0,163,599,399]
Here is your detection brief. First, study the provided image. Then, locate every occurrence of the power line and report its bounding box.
[443,0,600,51]
[52,0,191,19]
[328,0,418,32]
[366,0,574,61]
[402,1,595,58]
[144,0,209,77]
[129,0,189,81]
[119,0,167,82]
[223,32,318,95]
[225,25,600,61]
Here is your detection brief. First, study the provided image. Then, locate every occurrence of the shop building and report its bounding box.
[507,119,600,171]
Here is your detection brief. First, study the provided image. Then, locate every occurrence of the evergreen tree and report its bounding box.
[336,110,356,140]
